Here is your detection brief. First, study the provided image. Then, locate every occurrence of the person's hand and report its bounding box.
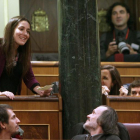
[0,91,15,100]
[39,88,53,97]
[106,41,118,57]
[102,86,110,96]
[34,86,53,97]
[126,44,138,54]
[119,86,128,96]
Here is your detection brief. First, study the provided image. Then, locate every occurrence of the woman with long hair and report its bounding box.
[0,16,52,99]
[101,65,128,95]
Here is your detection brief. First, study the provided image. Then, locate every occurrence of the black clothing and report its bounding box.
[100,28,140,62]
[72,134,121,140]
[0,61,22,94]
[70,122,130,140]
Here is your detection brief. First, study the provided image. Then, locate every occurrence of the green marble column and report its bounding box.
[58,0,101,139]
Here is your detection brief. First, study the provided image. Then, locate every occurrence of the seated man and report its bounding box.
[128,79,140,96]
[100,2,140,62]
[72,105,121,140]
[0,104,20,139]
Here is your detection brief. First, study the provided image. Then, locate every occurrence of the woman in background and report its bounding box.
[101,65,128,96]
[0,16,52,99]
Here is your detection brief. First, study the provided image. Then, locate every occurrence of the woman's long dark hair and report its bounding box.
[101,65,122,95]
[1,16,31,77]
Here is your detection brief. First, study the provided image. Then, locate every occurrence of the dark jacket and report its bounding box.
[70,122,130,140]
[72,134,121,140]
[100,30,140,61]
[0,50,39,94]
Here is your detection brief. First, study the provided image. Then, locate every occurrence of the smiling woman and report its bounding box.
[0,16,52,99]
[13,21,30,48]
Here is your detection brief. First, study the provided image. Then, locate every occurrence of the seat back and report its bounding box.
[123,123,140,140]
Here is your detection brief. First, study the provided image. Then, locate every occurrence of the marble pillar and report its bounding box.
[58,0,101,139]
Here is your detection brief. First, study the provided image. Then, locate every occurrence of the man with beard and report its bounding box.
[0,104,20,139]
[72,105,120,140]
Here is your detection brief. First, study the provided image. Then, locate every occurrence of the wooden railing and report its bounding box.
[21,61,59,95]
[0,93,62,139]
[21,61,140,95]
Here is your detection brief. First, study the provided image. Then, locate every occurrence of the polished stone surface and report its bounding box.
[59,0,101,139]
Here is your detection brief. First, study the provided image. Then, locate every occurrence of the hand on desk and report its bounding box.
[34,85,53,97]
[0,91,15,100]
[39,88,53,97]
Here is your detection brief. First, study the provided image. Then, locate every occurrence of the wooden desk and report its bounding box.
[21,61,140,95]
[0,94,62,140]
[106,95,140,123]
[21,61,59,95]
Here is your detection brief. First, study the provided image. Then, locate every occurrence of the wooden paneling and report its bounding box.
[20,125,49,139]
[106,95,140,123]
[21,61,140,95]
[21,61,59,95]
[126,0,140,31]
[20,0,58,53]
[0,94,62,139]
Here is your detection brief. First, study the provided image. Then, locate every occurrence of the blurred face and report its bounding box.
[101,69,113,90]
[83,106,107,133]
[5,109,20,135]
[131,87,140,96]
[111,5,130,29]
[13,20,30,49]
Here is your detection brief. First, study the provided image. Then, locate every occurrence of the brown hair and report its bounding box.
[0,104,13,131]
[128,79,140,95]
[1,16,31,77]
[97,105,119,135]
[101,65,122,95]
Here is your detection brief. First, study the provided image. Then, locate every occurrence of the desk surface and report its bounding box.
[0,94,59,101]
[107,95,140,101]
[30,61,140,67]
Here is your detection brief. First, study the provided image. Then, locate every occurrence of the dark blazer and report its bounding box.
[72,134,121,140]
[0,49,39,94]
[100,30,140,61]
[70,122,130,140]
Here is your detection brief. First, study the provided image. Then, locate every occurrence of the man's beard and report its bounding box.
[83,123,90,133]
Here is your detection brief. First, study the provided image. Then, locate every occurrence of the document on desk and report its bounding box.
[37,84,53,91]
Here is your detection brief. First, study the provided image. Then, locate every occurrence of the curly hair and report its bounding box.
[106,2,133,30]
